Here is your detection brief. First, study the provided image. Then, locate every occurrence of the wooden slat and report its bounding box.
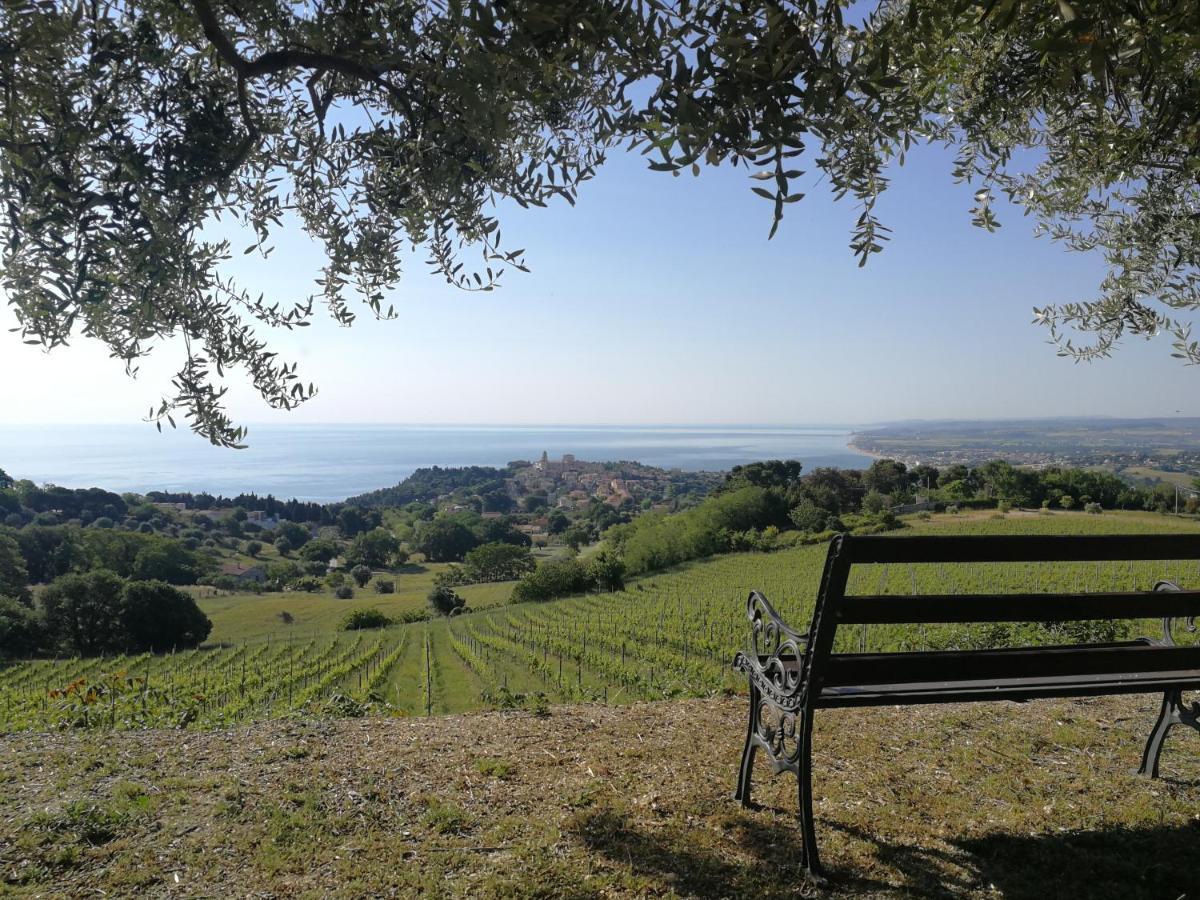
[841,533,1200,564]
[837,590,1200,624]
[816,669,1200,708]
[822,643,1200,687]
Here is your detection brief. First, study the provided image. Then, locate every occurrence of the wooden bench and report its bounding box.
[732,533,1200,879]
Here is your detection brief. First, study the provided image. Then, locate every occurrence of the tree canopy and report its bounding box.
[3,1,1197,444]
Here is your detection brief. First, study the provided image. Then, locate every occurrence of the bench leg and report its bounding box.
[1138,689,1199,779]
[796,710,825,881]
[734,685,758,805]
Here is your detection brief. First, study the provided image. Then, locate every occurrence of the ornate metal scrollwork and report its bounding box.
[1150,580,1198,647]
[1136,580,1200,778]
[732,590,808,712]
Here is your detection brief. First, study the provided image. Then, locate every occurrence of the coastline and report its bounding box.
[845,436,887,461]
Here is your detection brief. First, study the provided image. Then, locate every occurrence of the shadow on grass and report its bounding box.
[394,563,428,574]
[570,808,1200,899]
[951,822,1200,899]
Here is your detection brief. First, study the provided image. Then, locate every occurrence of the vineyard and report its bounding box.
[3,510,1200,730]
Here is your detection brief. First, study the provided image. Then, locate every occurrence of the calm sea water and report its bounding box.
[0,424,870,502]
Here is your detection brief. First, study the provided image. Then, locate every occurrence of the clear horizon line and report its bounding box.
[0,420,873,430]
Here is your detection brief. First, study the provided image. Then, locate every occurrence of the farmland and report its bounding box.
[2,509,1199,732]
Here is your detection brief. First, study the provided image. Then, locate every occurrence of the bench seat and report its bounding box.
[820,669,1200,706]
[753,642,1200,706]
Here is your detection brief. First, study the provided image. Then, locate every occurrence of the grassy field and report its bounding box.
[190,562,514,644]
[2,509,1199,732]
[1118,464,1197,488]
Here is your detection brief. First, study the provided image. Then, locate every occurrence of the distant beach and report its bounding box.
[0,424,872,502]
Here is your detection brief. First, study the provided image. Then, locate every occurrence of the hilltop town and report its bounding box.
[506,452,722,511]
[345,453,723,517]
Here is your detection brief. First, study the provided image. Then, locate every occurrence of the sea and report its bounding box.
[0,424,871,503]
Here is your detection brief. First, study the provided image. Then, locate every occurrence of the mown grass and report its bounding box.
[194,562,514,643]
[0,696,1196,897]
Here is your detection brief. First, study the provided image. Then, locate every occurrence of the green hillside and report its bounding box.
[2,509,1199,731]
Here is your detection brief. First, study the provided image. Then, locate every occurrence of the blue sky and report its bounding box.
[1,138,1196,427]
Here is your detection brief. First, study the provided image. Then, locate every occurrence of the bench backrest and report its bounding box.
[800,534,1200,701]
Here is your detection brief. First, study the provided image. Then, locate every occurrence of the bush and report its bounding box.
[39,573,210,656]
[119,580,212,652]
[433,565,472,587]
[997,500,1013,513]
[373,578,395,594]
[340,607,393,630]
[586,551,626,593]
[39,570,126,655]
[350,564,372,587]
[414,519,478,562]
[344,527,401,568]
[0,595,44,658]
[606,486,776,576]
[245,540,263,557]
[428,584,466,616]
[1084,502,1103,515]
[463,542,536,582]
[788,499,827,533]
[510,559,593,604]
[333,584,354,600]
[293,575,324,592]
[209,575,240,591]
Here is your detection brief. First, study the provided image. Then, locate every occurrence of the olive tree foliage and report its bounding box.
[2,2,1197,448]
[0,0,640,445]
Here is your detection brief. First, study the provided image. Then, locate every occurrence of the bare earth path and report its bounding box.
[1,695,1198,898]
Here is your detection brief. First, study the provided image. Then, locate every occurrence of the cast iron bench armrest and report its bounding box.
[1152,580,1199,647]
[732,590,809,711]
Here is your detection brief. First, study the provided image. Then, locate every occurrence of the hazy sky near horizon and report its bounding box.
[2,140,1196,429]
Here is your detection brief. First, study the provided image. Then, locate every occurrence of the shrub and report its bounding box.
[428,584,466,616]
[333,584,354,600]
[293,575,324,592]
[997,500,1013,513]
[39,573,210,655]
[350,564,372,587]
[245,540,263,557]
[586,551,626,593]
[340,607,392,630]
[463,542,536,582]
[1084,502,1103,515]
[119,580,212,652]
[788,499,827,533]
[510,558,593,604]
[1060,494,1075,510]
[0,595,44,658]
[373,578,395,594]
